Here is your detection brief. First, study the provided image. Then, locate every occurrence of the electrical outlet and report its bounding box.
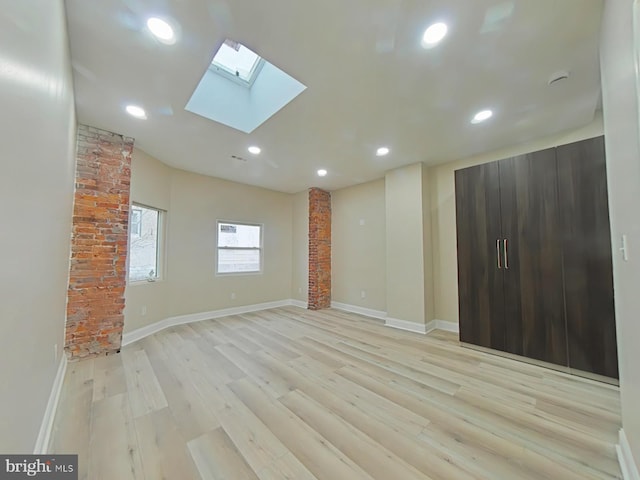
[141,305,147,316]
[361,290,366,299]
[298,287,302,293]
[231,292,236,300]
[359,219,365,226]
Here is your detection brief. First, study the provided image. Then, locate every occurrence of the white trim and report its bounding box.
[327,303,457,336]
[618,429,640,480]
[290,299,307,309]
[121,299,293,346]
[384,317,427,335]
[432,319,460,333]
[331,301,387,321]
[128,203,165,283]
[121,299,459,345]
[34,356,67,454]
[425,320,437,334]
[215,220,264,276]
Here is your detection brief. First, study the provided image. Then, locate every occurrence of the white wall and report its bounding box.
[600,0,640,468]
[291,190,309,303]
[124,150,172,330]
[331,179,386,311]
[0,0,76,452]
[124,150,294,332]
[167,169,293,315]
[422,166,435,322]
[429,116,604,323]
[385,163,429,325]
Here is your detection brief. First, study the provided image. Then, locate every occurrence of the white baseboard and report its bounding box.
[425,319,460,334]
[122,299,295,346]
[618,429,640,480]
[122,299,459,345]
[328,302,456,336]
[425,320,437,334]
[432,319,460,333]
[384,317,427,334]
[331,301,387,321]
[290,299,307,309]
[34,355,67,454]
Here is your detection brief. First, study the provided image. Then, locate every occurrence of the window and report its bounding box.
[210,39,265,87]
[130,209,141,236]
[129,204,163,282]
[216,221,262,274]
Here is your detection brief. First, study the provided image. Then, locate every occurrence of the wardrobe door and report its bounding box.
[499,150,567,366]
[455,162,505,351]
[557,137,618,378]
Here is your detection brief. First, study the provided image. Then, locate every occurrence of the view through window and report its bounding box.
[129,204,161,282]
[211,39,264,87]
[217,222,262,274]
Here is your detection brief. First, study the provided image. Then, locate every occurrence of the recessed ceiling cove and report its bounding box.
[185,39,307,133]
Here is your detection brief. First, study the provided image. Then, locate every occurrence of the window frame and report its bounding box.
[215,220,264,276]
[209,39,265,88]
[128,203,165,284]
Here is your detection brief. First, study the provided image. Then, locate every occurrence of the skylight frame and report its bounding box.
[210,39,265,88]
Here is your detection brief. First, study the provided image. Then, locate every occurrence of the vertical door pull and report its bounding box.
[504,238,509,269]
[496,239,502,269]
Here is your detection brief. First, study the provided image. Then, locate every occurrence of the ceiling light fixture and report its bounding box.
[317,169,328,177]
[471,109,493,124]
[146,17,175,44]
[248,146,261,155]
[125,105,147,119]
[421,22,448,47]
[376,147,390,157]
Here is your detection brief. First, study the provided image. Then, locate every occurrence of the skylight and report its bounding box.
[186,38,307,133]
[211,39,265,87]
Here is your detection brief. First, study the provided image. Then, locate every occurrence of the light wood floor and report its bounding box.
[49,306,622,480]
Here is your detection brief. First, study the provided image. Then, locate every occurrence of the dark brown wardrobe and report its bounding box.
[454,136,618,379]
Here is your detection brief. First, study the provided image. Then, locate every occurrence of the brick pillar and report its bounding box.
[308,188,331,310]
[65,125,134,360]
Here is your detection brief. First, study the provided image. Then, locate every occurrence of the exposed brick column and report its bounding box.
[65,125,134,360]
[308,188,331,310]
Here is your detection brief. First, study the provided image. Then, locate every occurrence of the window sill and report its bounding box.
[215,271,263,277]
[128,278,164,286]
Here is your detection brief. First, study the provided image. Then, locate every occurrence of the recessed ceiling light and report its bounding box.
[376,147,390,157]
[125,105,147,119]
[471,109,493,124]
[421,22,448,47]
[146,17,175,44]
[317,169,328,177]
[248,146,261,155]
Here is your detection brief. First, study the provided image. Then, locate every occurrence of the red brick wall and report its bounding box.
[65,125,134,359]
[308,188,331,310]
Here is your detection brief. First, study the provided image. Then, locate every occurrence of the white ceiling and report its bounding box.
[65,0,604,194]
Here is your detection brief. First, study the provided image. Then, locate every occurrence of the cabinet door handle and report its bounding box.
[496,239,502,269]
[504,238,509,269]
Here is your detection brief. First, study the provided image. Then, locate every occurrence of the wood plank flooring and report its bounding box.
[48,307,622,479]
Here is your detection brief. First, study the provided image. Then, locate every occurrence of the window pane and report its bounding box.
[218,248,260,273]
[212,40,261,82]
[129,206,159,281]
[218,223,261,248]
[130,209,141,236]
